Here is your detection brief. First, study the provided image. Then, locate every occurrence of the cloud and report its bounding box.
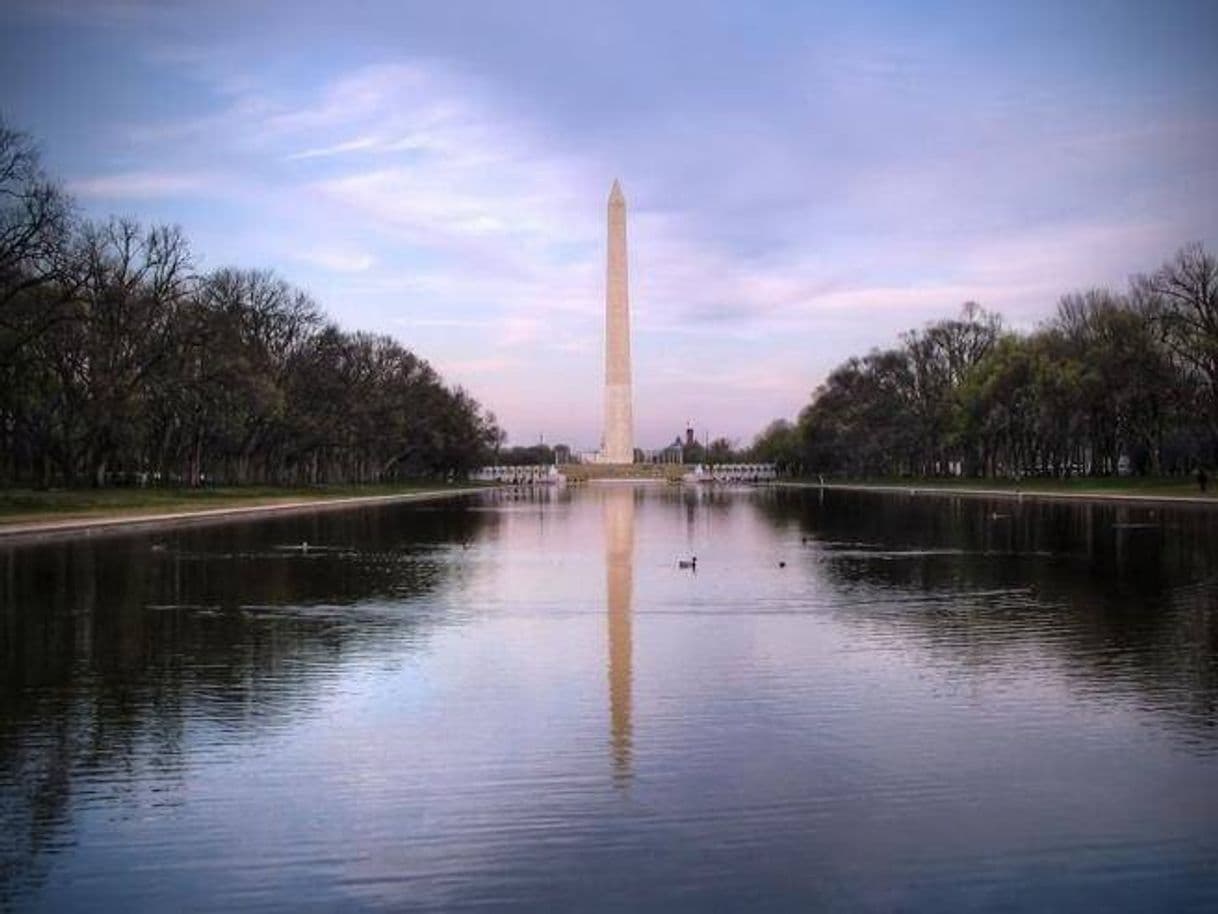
[295,246,375,273]
[9,0,168,25]
[395,317,496,329]
[286,136,382,161]
[441,356,520,375]
[67,170,217,199]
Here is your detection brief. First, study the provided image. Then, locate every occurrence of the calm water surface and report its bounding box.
[2,486,1217,911]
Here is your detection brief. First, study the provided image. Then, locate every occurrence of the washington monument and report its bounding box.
[604,179,634,463]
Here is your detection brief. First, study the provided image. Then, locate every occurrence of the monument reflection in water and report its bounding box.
[604,486,635,784]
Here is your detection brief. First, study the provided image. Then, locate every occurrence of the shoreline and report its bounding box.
[774,480,1218,507]
[0,487,487,544]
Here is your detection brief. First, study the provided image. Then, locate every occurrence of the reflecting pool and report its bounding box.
[2,486,1217,911]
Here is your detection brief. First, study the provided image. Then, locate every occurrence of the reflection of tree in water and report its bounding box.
[654,485,740,515]
[0,500,494,904]
[758,489,1218,735]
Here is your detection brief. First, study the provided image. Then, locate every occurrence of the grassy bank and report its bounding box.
[788,476,1217,501]
[0,482,486,525]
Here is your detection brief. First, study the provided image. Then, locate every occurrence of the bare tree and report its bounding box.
[0,119,71,302]
[1137,244,1218,432]
[63,219,196,485]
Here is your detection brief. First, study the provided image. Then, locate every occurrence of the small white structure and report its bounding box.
[683,463,777,484]
[472,464,567,486]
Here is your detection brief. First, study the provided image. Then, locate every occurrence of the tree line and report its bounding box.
[0,119,502,488]
[752,246,1218,478]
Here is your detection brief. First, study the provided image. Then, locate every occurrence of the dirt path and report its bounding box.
[774,481,1218,507]
[0,488,485,543]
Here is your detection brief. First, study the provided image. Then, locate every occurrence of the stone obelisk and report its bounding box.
[604,179,634,463]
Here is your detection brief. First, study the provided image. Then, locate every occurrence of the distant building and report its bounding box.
[637,436,685,464]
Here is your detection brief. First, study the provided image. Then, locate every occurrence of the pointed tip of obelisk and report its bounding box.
[609,178,624,202]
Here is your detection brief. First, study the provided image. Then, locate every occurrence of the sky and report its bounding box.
[2,1,1216,450]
